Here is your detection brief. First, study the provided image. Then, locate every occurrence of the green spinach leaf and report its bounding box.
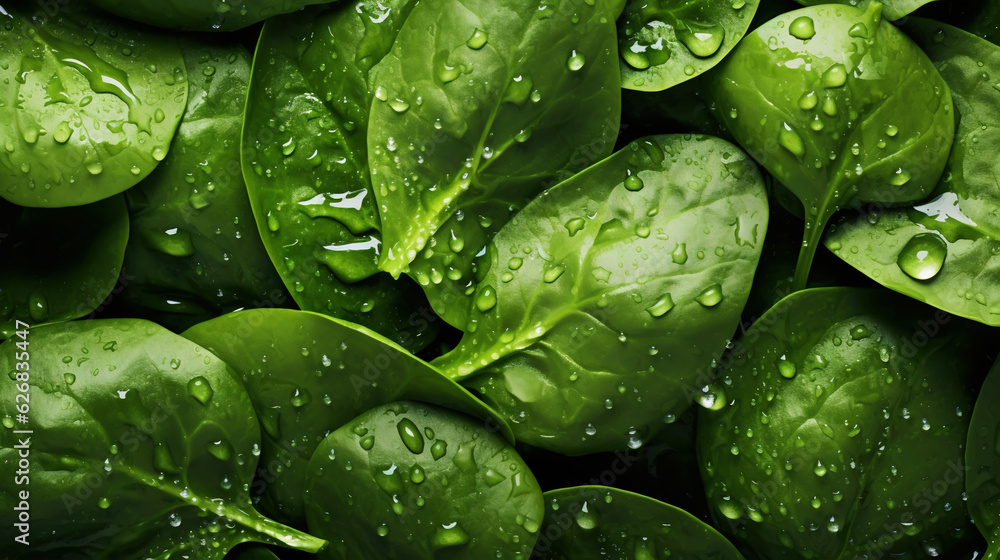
[0,319,325,558]
[0,4,187,208]
[433,135,768,455]
[122,39,288,332]
[794,0,935,22]
[182,308,510,527]
[707,3,954,290]
[618,0,759,92]
[824,20,1000,326]
[369,0,622,328]
[967,356,1000,558]
[304,401,544,559]
[534,486,745,559]
[698,288,988,560]
[242,3,435,349]
[0,195,128,339]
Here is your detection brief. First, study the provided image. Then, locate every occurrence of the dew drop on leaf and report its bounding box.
[896,233,947,281]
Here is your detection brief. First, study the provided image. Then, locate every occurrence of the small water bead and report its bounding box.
[798,91,818,111]
[695,284,723,307]
[474,285,497,312]
[624,173,643,191]
[777,356,797,379]
[778,122,806,159]
[645,294,674,317]
[896,233,947,281]
[822,64,848,88]
[671,243,688,264]
[543,264,565,283]
[566,50,585,71]
[187,377,214,405]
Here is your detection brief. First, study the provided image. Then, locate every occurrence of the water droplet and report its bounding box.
[543,264,565,283]
[207,439,233,461]
[466,28,488,49]
[98,497,111,509]
[718,498,742,520]
[677,21,725,58]
[798,91,818,111]
[431,440,448,460]
[575,502,598,529]
[28,293,48,322]
[64,372,76,386]
[567,50,585,71]
[822,64,848,88]
[565,217,586,236]
[671,243,688,264]
[432,522,470,549]
[410,465,425,483]
[508,257,523,270]
[290,388,311,408]
[397,418,425,454]
[695,284,724,307]
[266,211,280,232]
[789,16,816,40]
[624,173,644,191]
[360,435,375,450]
[779,122,806,159]
[188,376,215,405]
[896,233,946,281]
[389,99,410,112]
[645,294,674,317]
[696,384,727,410]
[778,356,797,379]
[475,285,497,312]
[281,137,296,156]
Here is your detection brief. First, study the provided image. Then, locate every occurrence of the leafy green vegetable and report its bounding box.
[824,20,1000,326]
[0,319,325,558]
[434,135,768,454]
[242,3,435,349]
[304,401,544,559]
[182,308,510,526]
[698,288,988,560]
[967,356,1000,558]
[225,546,283,560]
[707,2,955,290]
[618,0,759,91]
[794,0,935,22]
[0,195,128,339]
[534,486,745,559]
[121,40,287,332]
[370,0,622,328]
[0,4,187,208]
[78,0,337,31]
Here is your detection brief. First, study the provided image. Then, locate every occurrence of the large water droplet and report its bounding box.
[822,64,848,88]
[789,16,816,40]
[466,28,488,49]
[779,122,806,159]
[645,294,674,317]
[677,21,725,58]
[187,377,214,405]
[475,285,497,312]
[896,233,946,281]
[432,522,471,550]
[695,284,724,307]
[397,418,425,454]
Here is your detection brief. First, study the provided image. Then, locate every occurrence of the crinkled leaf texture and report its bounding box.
[825,20,1000,326]
[0,320,325,559]
[698,288,990,560]
[183,308,510,527]
[434,134,768,455]
[0,4,186,207]
[370,0,622,328]
[305,401,544,559]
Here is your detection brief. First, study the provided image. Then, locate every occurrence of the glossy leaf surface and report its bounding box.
[434,135,768,454]
[304,401,544,559]
[618,0,760,91]
[182,308,510,526]
[242,3,434,349]
[825,20,1000,326]
[707,3,954,289]
[370,0,622,328]
[0,319,325,558]
[122,40,287,332]
[534,486,745,559]
[0,4,187,207]
[698,288,988,560]
[794,0,935,22]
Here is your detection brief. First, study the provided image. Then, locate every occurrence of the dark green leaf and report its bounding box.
[304,401,544,559]
[698,288,988,560]
[77,0,336,31]
[618,0,760,92]
[707,3,954,290]
[182,308,510,526]
[122,40,288,332]
[0,195,128,339]
[0,319,325,559]
[242,3,435,349]
[967,356,1000,558]
[534,486,745,559]
[433,135,768,454]
[370,0,622,328]
[0,4,187,208]
[824,20,1000,326]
